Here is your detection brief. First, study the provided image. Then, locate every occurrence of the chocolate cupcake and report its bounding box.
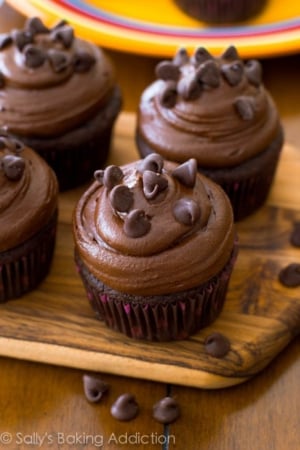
[0,131,58,302]
[73,154,237,341]
[0,17,122,190]
[136,46,284,221]
[174,0,268,24]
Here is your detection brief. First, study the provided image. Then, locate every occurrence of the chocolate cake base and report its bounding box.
[75,244,238,342]
[0,211,58,302]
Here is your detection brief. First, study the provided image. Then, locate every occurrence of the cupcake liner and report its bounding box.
[0,211,58,302]
[174,0,267,23]
[75,243,238,341]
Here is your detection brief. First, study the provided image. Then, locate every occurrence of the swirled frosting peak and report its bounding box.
[137,45,281,168]
[0,17,116,137]
[74,155,235,295]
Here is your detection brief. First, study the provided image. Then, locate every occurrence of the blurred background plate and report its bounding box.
[5,0,300,58]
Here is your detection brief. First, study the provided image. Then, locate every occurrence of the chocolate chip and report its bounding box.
[51,25,74,49]
[172,158,197,188]
[73,51,96,73]
[0,33,12,50]
[109,185,133,212]
[192,47,213,66]
[137,153,164,174]
[142,170,168,200]
[0,72,4,88]
[153,397,180,424]
[0,136,24,152]
[278,263,300,287]
[155,61,180,81]
[245,60,262,87]
[25,17,49,35]
[94,169,104,184]
[159,80,177,108]
[221,45,240,61]
[222,61,244,86]
[290,223,300,247]
[177,76,202,100]
[204,332,231,358]
[2,154,25,181]
[173,47,189,66]
[83,374,109,403]
[12,30,33,51]
[110,393,139,421]
[234,97,255,121]
[52,19,68,30]
[124,209,151,238]
[173,198,200,226]
[103,165,124,190]
[48,49,69,72]
[23,45,46,68]
[196,60,220,88]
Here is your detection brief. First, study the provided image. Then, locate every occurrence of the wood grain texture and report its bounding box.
[0,112,299,389]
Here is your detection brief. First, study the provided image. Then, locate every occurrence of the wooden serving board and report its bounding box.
[0,113,300,389]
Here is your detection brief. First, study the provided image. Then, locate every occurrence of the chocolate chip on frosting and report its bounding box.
[177,76,202,101]
[110,393,139,421]
[245,60,262,87]
[94,165,124,189]
[173,47,189,66]
[0,33,12,50]
[192,46,213,66]
[153,397,180,424]
[83,374,109,403]
[204,332,231,358]
[48,49,69,73]
[23,44,46,69]
[159,80,177,108]
[137,153,164,174]
[142,170,168,200]
[25,17,49,35]
[173,198,201,226]
[109,185,134,212]
[1,154,25,181]
[12,29,33,51]
[172,158,197,188]
[278,263,300,287]
[196,60,221,88]
[124,209,151,238]
[222,61,244,86]
[221,45,240,61]
[51,25,74,49]
[234,97,255,121]
[73,51,96,73]
[155,61,180,81]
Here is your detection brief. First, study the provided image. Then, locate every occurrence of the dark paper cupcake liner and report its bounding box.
[0,211,58,302]
[75,243,238,341]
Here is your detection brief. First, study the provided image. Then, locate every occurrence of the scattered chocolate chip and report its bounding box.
[12,29,33,51]
[173,47,189,66]
[155,61,180,81]
[245,60,262,87]
[173,198,200,226]
[0,72,4,88]
[153,397,180,424]
[222,61,244,86]
[103,165,124,190]
[137,153,164,174]
[25,17,49,35]
[23,44,46,69]
[278,263,300,287]
[221,45,240,61]
[124,209,151,238]
[110,393,139,421]
[192,47,213,66]
[47,49,69,72]
[204,332,231,358]
[159,80,177,108]
[196,60,220,88]
[109,185,133,212]
[0,33,12,50]
[83,374,109,403]
[290,222,300,247]
[73,51,96,73]
[142,170,168,200]
[234,96,255,121]
[2,154,25,181]
[172,158,197,188]
[177,76,202,101]
[51,25,74,49]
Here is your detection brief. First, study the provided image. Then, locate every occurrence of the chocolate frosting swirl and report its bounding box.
[137,46,281,168]
[0,132,58,251]
[0,18,116,137]
[74,156,235,296]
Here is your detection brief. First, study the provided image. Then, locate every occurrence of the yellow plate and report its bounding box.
[6,0,300,58]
